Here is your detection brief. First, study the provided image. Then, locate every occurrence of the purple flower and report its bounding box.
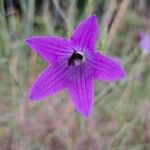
[25,15,126,118]
[139,31,150,53]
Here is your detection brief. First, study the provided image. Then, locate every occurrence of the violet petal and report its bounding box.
[88,52,126,81]
[139,31,150,53]
[25,36,72,64]
[67,66,94,118]
[29,61,69,100]
[71,15,99,52]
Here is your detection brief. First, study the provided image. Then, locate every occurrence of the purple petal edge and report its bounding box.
[88,52,126,81]
[25,36,72,64]
[71,15,99,52]
[29,61,69,101]
[139,31,150,53]
[67,67,94,118]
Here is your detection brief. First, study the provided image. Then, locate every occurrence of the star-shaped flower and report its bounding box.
[139,31,150,53]
[25,15,126,118]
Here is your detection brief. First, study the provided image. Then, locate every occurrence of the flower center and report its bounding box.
[68,51,85,66]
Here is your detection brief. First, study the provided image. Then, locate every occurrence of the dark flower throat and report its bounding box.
[68,51,83,66]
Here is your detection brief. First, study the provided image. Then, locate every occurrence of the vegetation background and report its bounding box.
[0,0,150,149]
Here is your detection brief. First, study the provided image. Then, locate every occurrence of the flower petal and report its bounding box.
[71,15,99,52]
[29,61,69,100]
[87,52,126,81]
[67,66,94,118]
[139,31,150,53]
[25,36,72,64]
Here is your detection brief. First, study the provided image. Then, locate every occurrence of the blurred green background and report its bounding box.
[0,0,150,149]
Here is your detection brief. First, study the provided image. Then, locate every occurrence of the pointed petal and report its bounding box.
[71,15,99,52]
[29,61,69,100]
[67,66,94,118]
[87,52,126,81]
[25,36,72,64]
